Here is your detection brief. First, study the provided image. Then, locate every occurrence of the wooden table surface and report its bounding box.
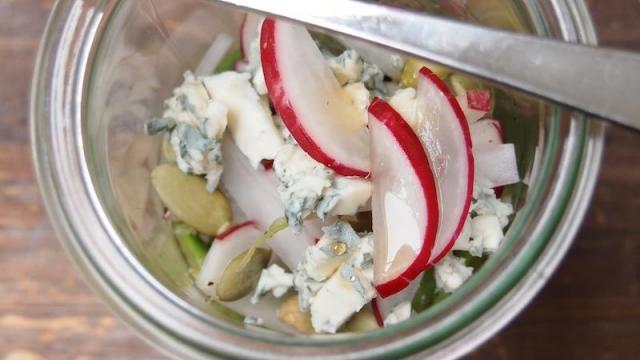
[1,1,638,359]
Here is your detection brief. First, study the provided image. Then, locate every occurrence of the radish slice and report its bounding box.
[470,119,504,146]
[196,222,262,297]
[221,136,318,269]
[474,143,520,188]
[261,18,370,177]
[235,60,249,72]
[369,98,439,298]
[340,37,403,80]
[371,278,421,324]
[466,89,491,112]
[194,32,234,76]
[239,13,263,59]
[416,67,474,266]
[457,93,488,124]
[371,299,385,326]
[193,223,293,334]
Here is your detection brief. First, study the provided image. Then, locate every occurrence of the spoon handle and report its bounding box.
[213,0,640,130]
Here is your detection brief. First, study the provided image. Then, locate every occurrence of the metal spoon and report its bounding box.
[211,0,640,130]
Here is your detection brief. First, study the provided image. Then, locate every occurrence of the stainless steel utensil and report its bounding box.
[212,0,640,130]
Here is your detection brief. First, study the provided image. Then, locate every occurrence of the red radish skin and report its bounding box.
[369,98,439,297]
[371,298,385,327]
[492,121,504,143]
[416,67,474,266]
[216,221,256,241]
[260,159,274,171]
[260,18,370,177]
[466,89,491,112]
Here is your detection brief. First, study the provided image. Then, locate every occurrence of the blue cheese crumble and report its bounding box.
[274,144,372,231]
[437,187,513,292]
[434,254,473,293]
[290,222,376,333]
[309,232,375,333]
[326,49,388,96]
[274,144,333,230]
[453,187,514,258]
[327,49,363,85]
[145,71,228,191]
[170,123,223,192]
[202,72,284,168]
[251,264,294,304]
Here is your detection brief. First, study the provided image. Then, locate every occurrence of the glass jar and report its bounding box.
[31,0,604,358]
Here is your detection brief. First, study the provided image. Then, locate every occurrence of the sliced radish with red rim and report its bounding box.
[221,136,318,269]
[416,67,474,266]
[369,98,439,297]
[466,89,491,112]
[470,118,503,146]
[474,143,520,189]
[371,278,421,324]
[239,13,263,59]
[196,222,262,297]
[457,90,491,124]
[261,18,370,177]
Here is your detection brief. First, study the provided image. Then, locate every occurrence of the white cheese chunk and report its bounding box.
[309,234,376,333]
[434,255,473,293]
[317,176,372,218]
[470,215,504,254]
[154,72,228,191]
[472,187,514,227]
[274,144,333,229]
[389,87,419,129]
[250,264,294,304]
[452,216,474,253]
[383,301,412,326]
[162,72,223,130]
[300,222,363,282]
[252,66,268,95]
[327,49,364,85]
[343,82,370,128]
[202,72,284,168]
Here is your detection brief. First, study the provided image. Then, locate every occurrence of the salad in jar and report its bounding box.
[145,14,520,335]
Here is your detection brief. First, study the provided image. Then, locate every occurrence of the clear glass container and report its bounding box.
[31,0,604,358]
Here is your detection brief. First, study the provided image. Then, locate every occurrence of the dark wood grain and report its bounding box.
[0,1,638,359]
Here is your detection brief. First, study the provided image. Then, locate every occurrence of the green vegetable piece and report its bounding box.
[151,164,232,236]
[214,49,242,74]
[216,247,272,302]
[173,222,208,272]
[453,250,488,271]
[411,268,437,313]
[209,299,245,324]
[433,290,449,305]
